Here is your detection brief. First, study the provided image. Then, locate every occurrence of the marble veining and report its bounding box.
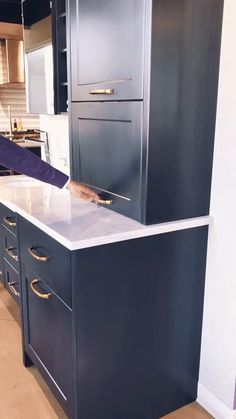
[0,176,212,250]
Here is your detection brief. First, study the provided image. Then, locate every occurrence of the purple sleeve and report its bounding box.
[0,135,69,188]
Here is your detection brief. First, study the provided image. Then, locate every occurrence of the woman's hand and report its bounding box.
[66,180,100,202]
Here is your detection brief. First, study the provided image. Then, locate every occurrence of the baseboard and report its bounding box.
[197,383,236,419]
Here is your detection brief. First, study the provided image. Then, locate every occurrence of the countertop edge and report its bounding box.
[0,197,213,250]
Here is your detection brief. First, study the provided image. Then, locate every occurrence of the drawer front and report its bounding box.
[4,258,20,304]
[1,225,19,272]
[21,264,73,417]
[19,217,71,307]
[1,204,17,235]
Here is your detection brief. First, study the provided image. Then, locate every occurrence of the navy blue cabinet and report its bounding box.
[0,204,20,303]
[69,0,224,224]
[71,101,143,220]
[19,217,73,417]
[71,226,209,419]
[21,263,73,417]
[70,0,145,102]
[17,212,209,419]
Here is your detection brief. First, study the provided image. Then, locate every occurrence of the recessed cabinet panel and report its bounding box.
[19,217,71,308]
[22,264,73,417]
[2,225,19,272]
[1,204,17,235]
[70,0,145,101]
[72,102,143,220]
[4,259,20,304]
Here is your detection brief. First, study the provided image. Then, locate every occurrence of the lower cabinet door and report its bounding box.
[71,102,143,221]
[21,264,73,417]
[4,258,20,303]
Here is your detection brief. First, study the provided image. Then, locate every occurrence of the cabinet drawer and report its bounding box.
[1,225,19,272]
[19,217,71,307]
[1,204,17,235]
[21,264,73,417]
[4,258,20,304]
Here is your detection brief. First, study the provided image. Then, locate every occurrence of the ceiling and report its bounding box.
[0,0,22,24]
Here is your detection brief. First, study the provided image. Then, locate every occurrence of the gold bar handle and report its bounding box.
[28,246,49,262]
[30,279,52,300]
[89,89,114,95]
[8,281,20,297]
[3,216,16,227]
[92,198,113,205]
[6,247,18,262]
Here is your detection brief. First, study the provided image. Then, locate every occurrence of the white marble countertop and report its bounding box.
[0,175,212,250]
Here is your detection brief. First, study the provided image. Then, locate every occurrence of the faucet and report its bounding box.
[33,129,51,165]
[5,105,14,140]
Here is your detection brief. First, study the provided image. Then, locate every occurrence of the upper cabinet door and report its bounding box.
[70,0,146,101]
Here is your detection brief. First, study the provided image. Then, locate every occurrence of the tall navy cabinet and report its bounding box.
[69,0,224,224]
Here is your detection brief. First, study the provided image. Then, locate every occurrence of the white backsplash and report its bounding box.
[39,114,70,176]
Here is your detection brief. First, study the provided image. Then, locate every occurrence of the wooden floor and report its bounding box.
[0,283,213,419]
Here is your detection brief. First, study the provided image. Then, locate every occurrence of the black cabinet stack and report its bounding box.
[69,0,224,224]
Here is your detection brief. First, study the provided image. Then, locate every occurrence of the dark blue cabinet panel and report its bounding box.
[2,225,19,272]
[19,217,71,308]
[72,226,208,419]
[69,0,223,224]
[72,102,143,220]
[1,204,17,234]
[70,0,145,101]
[0,203,19,293]
[4,258,20,304]
[21,264,73,417]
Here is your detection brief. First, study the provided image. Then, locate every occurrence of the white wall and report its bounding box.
[39,114,70,176]
[198,0,236,417]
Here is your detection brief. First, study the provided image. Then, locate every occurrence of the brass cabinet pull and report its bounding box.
[6,247,18,262]
[8,281,20,297]
[28,246,49,262]
[89,89,114,95]
[3,216,16,227]
[92,198,113,205]
[30,279,52,300]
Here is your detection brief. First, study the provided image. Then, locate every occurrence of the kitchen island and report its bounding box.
[0,175,211,419]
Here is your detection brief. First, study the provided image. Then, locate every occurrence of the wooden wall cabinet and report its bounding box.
[69,0,224,224]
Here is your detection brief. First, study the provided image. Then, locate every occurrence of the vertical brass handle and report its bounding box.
[8,281,20,297]
[89,89,114,95]
[28,247,49,262]
[30,279,52,300]
[3,216,16,227]
[6,247,18,262]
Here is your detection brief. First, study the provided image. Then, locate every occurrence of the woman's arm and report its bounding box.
[0,134,99,201]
